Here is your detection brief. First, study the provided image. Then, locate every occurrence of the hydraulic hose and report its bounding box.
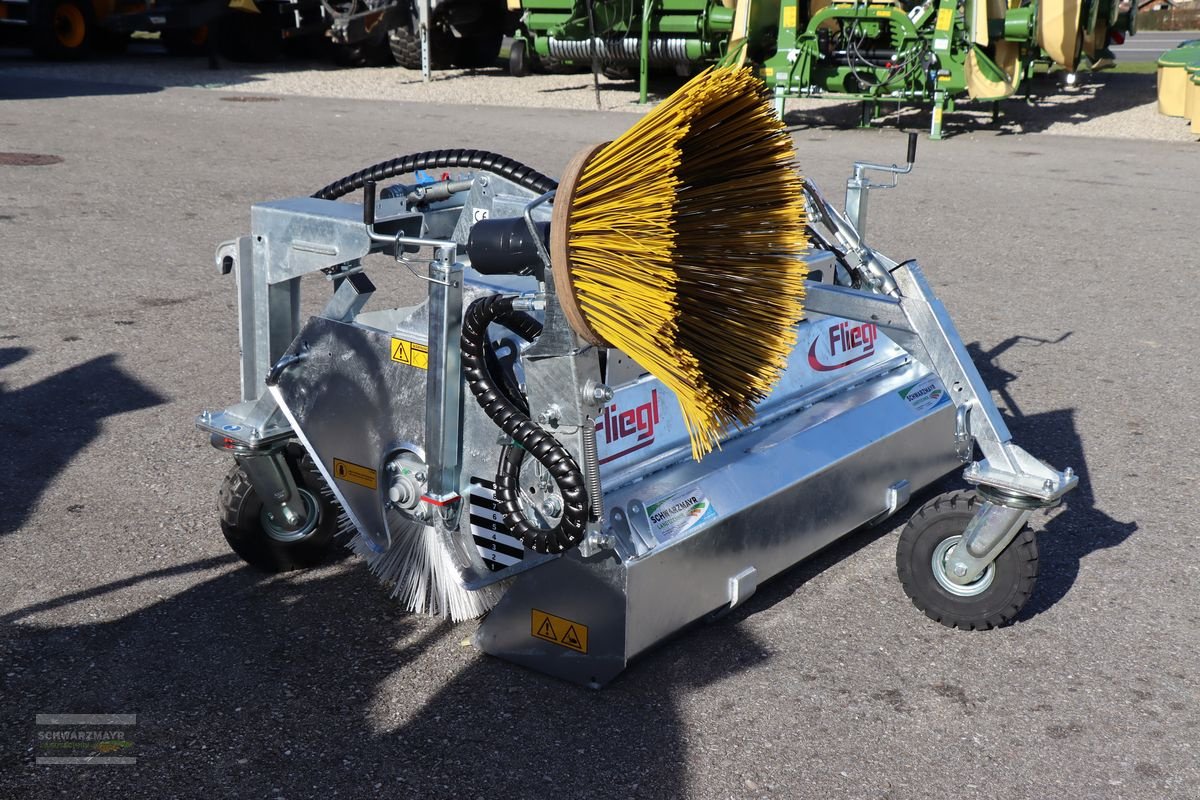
[461,294,589,554]
[312,149,559,201]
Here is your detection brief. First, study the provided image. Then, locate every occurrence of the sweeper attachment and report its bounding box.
[198,75,1075,686]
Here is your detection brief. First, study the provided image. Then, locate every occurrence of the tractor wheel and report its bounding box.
[162,26,210,56]
[219,449,340,573]
[387,23,452,69]
[31,0,95,60]
[896,490,1038,630]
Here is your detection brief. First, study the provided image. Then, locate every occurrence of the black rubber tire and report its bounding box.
[31,0,95,60]
[896,490,1038,630]
[219,449,340,572]
[508,37,527,76]
[387,23,452,69]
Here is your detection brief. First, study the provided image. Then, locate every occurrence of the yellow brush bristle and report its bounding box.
[560,66,808,459]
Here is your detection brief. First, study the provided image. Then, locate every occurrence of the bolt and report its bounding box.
[1063,467,1074,480]
[952,563,968,577]
[541,496,563,517]
[587,532,615,551]
[415,472,426,484]
[1043,479,1055,491]
[630,502,641,513]
[590,383,614,404]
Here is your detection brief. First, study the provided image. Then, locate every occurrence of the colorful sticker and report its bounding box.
[644,485,718,544]
[898,378,949,413]
[390,337,429,369]
[531,609,588,654]
[332,458,378,490]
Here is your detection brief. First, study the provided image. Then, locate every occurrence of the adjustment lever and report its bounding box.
[843,132,919,239]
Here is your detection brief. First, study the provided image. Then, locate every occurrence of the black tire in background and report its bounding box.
[31,0,95,59]
[219,448,341,573]
[387,22,453,69]
[896,490,1039,630]
[508,36,527,76]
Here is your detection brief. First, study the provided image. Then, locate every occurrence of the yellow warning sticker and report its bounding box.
[935,7,953,32]
[332,458,378,490]
[390,337,429,370]
[531,609,588,654]
[782,5,796,29]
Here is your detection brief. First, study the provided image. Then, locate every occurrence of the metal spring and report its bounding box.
[547,36,694,65]
[581,418,603,522]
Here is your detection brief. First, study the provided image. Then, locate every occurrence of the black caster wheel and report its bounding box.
[896,490,1038,630]
[219,448,340,572]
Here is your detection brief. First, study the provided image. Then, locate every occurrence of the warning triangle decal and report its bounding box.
[561,625,582,649]
[536,617,557,641]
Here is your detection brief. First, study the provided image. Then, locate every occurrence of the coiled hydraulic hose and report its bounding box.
[461,294,589,554]
[312,149,559,201]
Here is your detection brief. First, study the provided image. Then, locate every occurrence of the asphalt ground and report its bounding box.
[0,76,1198,799]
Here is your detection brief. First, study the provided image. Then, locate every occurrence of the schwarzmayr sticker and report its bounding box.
[645,485,718,544]
[898,378,949,413]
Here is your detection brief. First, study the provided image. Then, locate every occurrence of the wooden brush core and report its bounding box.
[549,141,609,347]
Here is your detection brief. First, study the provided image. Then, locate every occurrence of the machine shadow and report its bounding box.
[0,554,737,798]
[0,74,164,100]
[965,336,1138,621]
[0,349,166,535]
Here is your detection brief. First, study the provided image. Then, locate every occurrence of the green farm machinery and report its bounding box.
[508,0,1138,138]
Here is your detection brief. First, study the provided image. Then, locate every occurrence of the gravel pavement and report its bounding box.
[0,71,1198,799]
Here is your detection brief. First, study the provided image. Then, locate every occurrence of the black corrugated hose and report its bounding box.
[461,294,589,554]
[312,149,559,201]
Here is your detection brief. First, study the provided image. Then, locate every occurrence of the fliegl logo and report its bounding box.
[596,389,660,465]
[808,320,878,371]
